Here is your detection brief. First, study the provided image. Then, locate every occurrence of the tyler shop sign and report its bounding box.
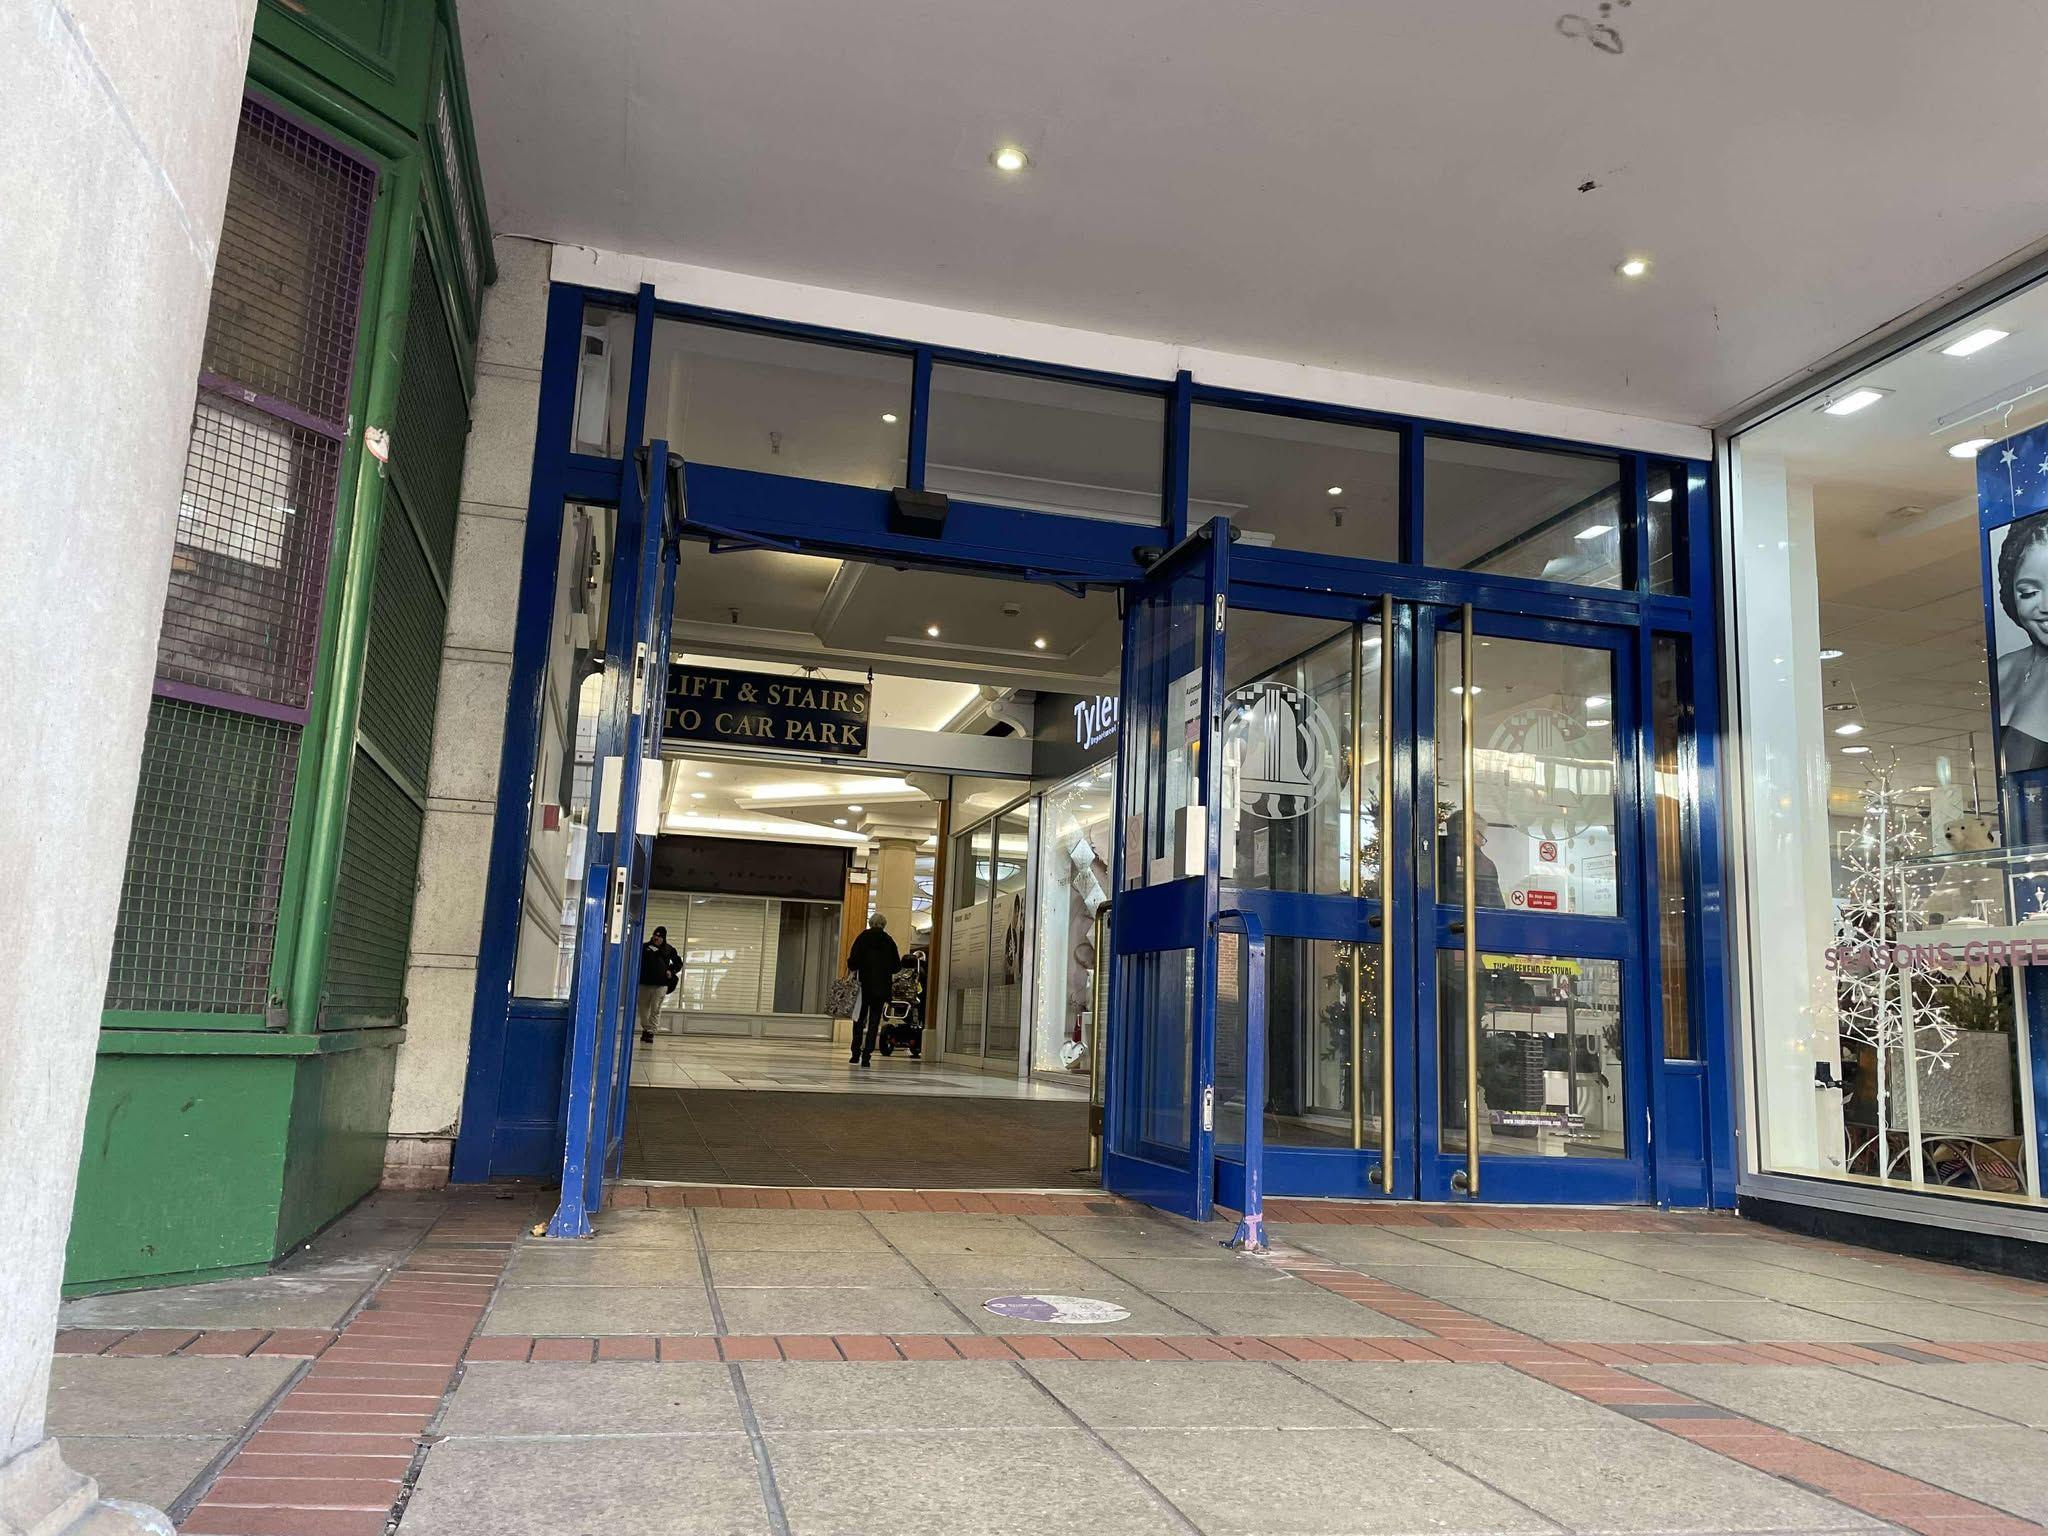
[664,664,870,754]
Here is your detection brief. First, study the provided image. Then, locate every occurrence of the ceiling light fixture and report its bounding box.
[925,624,941,638]
[991,146,1029,173]
[881,412,899,424]
[833,818,848,826]
[1819,648,1844,660]
[847,804,864,813]
[1949,438,1995,459]
[1575,523,1614,541]
[1585,695,1609,709]
[1616,256,1651,279]
[1327,485,1344,497]
[1942,328,2010,358]
[1842,745,1871,756]
[1033,637,1048,650]
[1648,487,1675,504]
[690,791,707,800]
[1821,387,1887,417]
[1833,722,1865,737]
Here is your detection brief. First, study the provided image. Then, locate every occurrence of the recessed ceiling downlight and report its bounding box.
[1949,438,1995,459]
[1616,256,1650,279]
[1942,328,2010,358]
[1821,387,1887,417]
[991,146,1029,173]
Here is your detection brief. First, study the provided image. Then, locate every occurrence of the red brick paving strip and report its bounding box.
[177,1208,529,1536]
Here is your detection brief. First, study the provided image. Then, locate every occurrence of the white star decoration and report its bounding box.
[2037,455,2048,475]
[2001,447,2019,466]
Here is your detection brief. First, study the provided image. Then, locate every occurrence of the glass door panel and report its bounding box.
[1104,520,1231,1221]
[1433,631,1620,917]
[945,824,993,1057]
[985,806,1030,1062]
[1422,609,1643,1204]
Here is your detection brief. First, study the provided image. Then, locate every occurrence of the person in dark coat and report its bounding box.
[637,925,682,1044]
[844,913,901,1068]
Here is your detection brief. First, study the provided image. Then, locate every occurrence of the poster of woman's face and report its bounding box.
[1991,507,2048,774]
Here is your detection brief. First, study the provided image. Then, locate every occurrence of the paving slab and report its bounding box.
[696,1221,893,1255]
[1453,1295,1735,1342]
[506,1245,706,1287]
[1284,1360,1632,1430]
[1026,1360,1373,1429]
[1411,1424,1884,1532]
[707,1250,926,1288]
[715,1284,967,1336]
[863,1218,1071,1257]
[62,1434,227,1512]
[1637,1363,2009,1431]
[1810,1425,2048,1522]
[1620,1297,1922,1342]
[1088,1255,1302,1293]
[437,1362,743,1436]
[740,1360,1069,1430]
[45,1356,298,1437]
[1284,1229,1496,1268]
[1102,1425,1556,1535]
[58,1275,372,1332]
[901,1254,1128,1293]
[1145,1287,1424,1337]
[1790,1298,2048,1340]
[398,1435,769,1535]
[1841,1362,2048,1426]
[481,1284,715,1336]
[762,1427,1183,1535]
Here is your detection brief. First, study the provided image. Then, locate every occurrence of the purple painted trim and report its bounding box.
[242,85,383,185]
[199,373,346,442]
[153,679,310,728]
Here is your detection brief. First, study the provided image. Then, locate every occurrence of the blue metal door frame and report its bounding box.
[1102,520,1234,1221]
[545,439,678,1236]
[455,278,1736,1213]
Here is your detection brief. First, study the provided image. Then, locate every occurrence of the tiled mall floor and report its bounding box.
[629,1032,1091,1100]
[51,1188,2048,1535]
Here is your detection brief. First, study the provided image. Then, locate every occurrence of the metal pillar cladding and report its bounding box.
[1216,908,1270,1253]
[1456,603,1480,1197]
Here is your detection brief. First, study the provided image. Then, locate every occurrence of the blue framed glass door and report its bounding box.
[546,443,681,1236]
[1416,605,1650,1203]
[1102,519,1232,1221]
[1210,588,1652,1207]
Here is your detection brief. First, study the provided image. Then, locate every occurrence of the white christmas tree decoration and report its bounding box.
[1832,770,1963,1173]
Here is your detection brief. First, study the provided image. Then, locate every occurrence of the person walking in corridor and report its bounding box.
[844,913,900,1068]
[638,924,682,1044]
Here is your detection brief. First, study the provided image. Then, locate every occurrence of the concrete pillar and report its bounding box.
[386,236,551,1191]
[0,2,253,1531]
[867,833,923,942]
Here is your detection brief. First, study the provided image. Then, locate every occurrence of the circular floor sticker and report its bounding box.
[984,1294,1130,1325]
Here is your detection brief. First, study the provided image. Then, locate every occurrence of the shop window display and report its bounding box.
[1031,767,1114,1080]
[1731,281,2048,1205]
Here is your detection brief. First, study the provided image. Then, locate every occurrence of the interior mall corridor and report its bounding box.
[47,1187,2048,1536]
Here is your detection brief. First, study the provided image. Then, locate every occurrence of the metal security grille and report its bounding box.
[393,243,469,579]
[107,701,297,1014]
[325,749,425,1017]
[358,488,448,791]
[204,97,376,428]
[158,391,339,706]
[112,95,377,1018]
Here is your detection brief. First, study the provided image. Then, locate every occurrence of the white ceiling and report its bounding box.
[463,0,2048,426]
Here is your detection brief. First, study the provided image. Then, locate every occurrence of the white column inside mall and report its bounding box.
[1730,453,1846,1172]
[0,3,252,1530]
